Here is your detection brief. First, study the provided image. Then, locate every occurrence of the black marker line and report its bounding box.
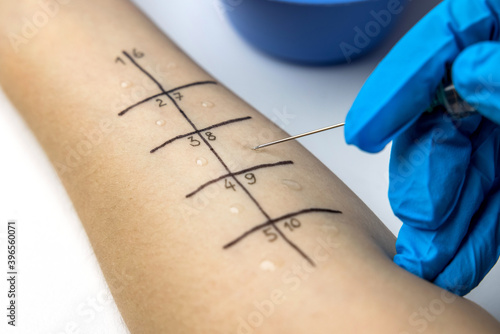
[186,160,294,198]
[118,81,218,116]
[163,80,316,265]
[151,116,252,153]
[123,50,315,265]
[123,51,165,91]
[223,208,342,249]
[167,81,217,93]
[118,53,216,116]
[118,92,165,116]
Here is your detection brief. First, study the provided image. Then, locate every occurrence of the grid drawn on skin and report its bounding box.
[117,50,342,266]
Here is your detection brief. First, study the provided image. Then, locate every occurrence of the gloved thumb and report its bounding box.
[453,41,500,124]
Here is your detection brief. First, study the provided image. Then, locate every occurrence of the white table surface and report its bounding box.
[1,1,498,333]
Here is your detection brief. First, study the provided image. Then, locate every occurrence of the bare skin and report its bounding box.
[0,1,499,333]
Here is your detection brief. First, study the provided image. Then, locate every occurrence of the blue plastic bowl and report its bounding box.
[223,0,406,64]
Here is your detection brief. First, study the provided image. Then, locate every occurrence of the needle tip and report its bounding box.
[252,146,259,150]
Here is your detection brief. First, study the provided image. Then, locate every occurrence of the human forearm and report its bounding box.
[1,1,500,334]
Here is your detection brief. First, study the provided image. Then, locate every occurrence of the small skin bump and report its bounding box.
[195,157,208,166]
[259,260,276,272]
[229,204,244,214]
[201,101,214,108]
[120,81,132,88]
[281,179,302,191]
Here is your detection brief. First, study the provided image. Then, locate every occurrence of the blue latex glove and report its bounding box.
[345,0,500,296]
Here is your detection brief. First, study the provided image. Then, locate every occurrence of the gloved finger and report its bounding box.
[453,41,500,125]
[394,119,500,281]
[433,178,500,296]
[389,111,481,229]
[345,0,500,153]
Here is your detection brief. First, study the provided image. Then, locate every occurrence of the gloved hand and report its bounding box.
[345,0,500,296]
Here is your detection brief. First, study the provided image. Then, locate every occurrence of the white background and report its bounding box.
[1,0,498,333]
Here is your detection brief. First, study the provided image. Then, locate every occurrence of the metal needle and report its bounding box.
[252,122,345,150]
